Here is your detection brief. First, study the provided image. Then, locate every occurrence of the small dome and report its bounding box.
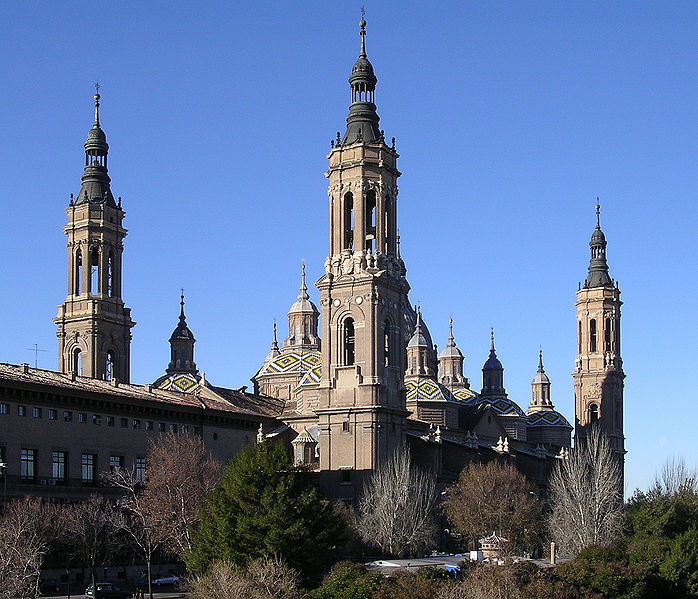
[439,317,463,359]
[86,125,107,145]
[590,227,606,245]
[289,264,319,315]
[408,310,430,348]
[532,370,550,385]
[483,351,503,371]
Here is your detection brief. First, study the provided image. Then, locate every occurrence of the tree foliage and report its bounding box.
[548,427,623,557]
[443,460,542,550]
[188,441,346,582]
[356,449,438,558]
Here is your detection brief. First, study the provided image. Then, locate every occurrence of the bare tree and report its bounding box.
[443,460,542,551]
[548,426,623,556]
[435,564,522,599]
[650,456,698,497]
[141,432,221,559]
[104,468,168,599]
[189,557,303,599]
[0,498,64,599]
[356,449,437,558]
[63,495,124,591]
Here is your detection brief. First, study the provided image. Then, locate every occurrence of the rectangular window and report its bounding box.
[135,457,146,483]
[181,424,189,434]
[78,412,87,423]
[0,403,8,415]
[158,422,165,432]
[64,410,72,422]
[194,426,202,436]
[133,419,141,430]
[0,447,6,471]
[18,405,26,416]
[81,453,96,483]
[52,451,66,482]
[109,455,123,472]
[168,423,177,433]
[33,407,42,418]
[20,448,35,480]
[120,418,128,428]
[48,409,57,420]
[92,414,101,426]
[145,421,153,431]
[106,416,114,427]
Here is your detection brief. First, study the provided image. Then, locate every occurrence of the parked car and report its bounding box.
[150,575,179,587]
[39,579,61,595]
[85,582,131,599]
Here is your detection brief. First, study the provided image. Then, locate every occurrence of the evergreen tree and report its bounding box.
[187,441,346,581]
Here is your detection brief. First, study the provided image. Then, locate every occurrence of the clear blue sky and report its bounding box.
[1,2,696,496]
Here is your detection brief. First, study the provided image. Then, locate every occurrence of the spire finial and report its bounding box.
[596,198,601,229]
[179,289,186,321]
[449,316,454,340]
[93,82,101,126]
[359,8,367,58]
[490,328,495,351]
[298,261,309,300]
[538,347,544,372]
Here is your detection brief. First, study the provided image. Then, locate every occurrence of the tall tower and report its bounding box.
[315,18,410,493]
[573,203,625,469]
[54,90,135,382]
[528,350,552,413]
[480,330,507,400]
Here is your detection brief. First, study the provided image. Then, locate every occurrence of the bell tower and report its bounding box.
[54,89,135,382]
[573,203,625,475]
[315,18,410,494]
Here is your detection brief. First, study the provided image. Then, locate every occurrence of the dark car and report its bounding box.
[39,579,61,595]
[85,582,131,599]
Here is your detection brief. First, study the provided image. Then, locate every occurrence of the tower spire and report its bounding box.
[93,82,101,127]
[298,262,309,300]
[342,15,381,144]
[584,199,612,288]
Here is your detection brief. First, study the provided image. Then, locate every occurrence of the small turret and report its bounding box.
[481,329,506,398]
[166,294,198,375]
[282,263,320,351]
[406,308,434,379]
[528,350,553,413]
[438,317,469,388]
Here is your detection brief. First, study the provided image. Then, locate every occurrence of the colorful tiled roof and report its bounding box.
[154,372,200,393]
[473,397,525,417]
[405,378,472,403]
[256,350,321,377]
[296,365,322,389]
[527,410,572,428]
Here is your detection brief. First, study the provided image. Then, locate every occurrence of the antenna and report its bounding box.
[25,344,48,369]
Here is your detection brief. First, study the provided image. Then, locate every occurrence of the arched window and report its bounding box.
[343,318,355,366]
[383,320,391,367]
[589,319,597,353]
[365,190,376,252]
[75,249,82,295]
[89,247,99,295]
[343,192,354,250]
[577,321,582,354]
[74,348,82,376]
[105,351,115,381]
[589,403,599,424]
[384,196,392,253]
[604,318,612,352]
[107,252,114,297]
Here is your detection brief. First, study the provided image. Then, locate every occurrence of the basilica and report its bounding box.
[0,19,625,503]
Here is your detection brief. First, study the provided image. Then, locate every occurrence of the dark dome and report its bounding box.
[590,228,606,244]
[483,353,503,371]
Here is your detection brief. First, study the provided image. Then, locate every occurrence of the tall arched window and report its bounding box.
[604,318,612,352]
[384,196,392,253]
[105,351,115,381]
[589,319,597,353]
[577,321,582,354]
[73,348,82,376]
[343,192,354,250]
[89,247,99,295]
[107,252,114,298]
[383,319,391,367]
[343,318,355,366]
[75,249,82,295]
[365,189,376,252]
[589,403,599,424]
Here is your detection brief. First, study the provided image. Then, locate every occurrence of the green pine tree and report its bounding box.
[187,441,347,582]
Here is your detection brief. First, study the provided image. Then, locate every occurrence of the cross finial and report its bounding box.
[490,327,495,351]
[359,8,367,58]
